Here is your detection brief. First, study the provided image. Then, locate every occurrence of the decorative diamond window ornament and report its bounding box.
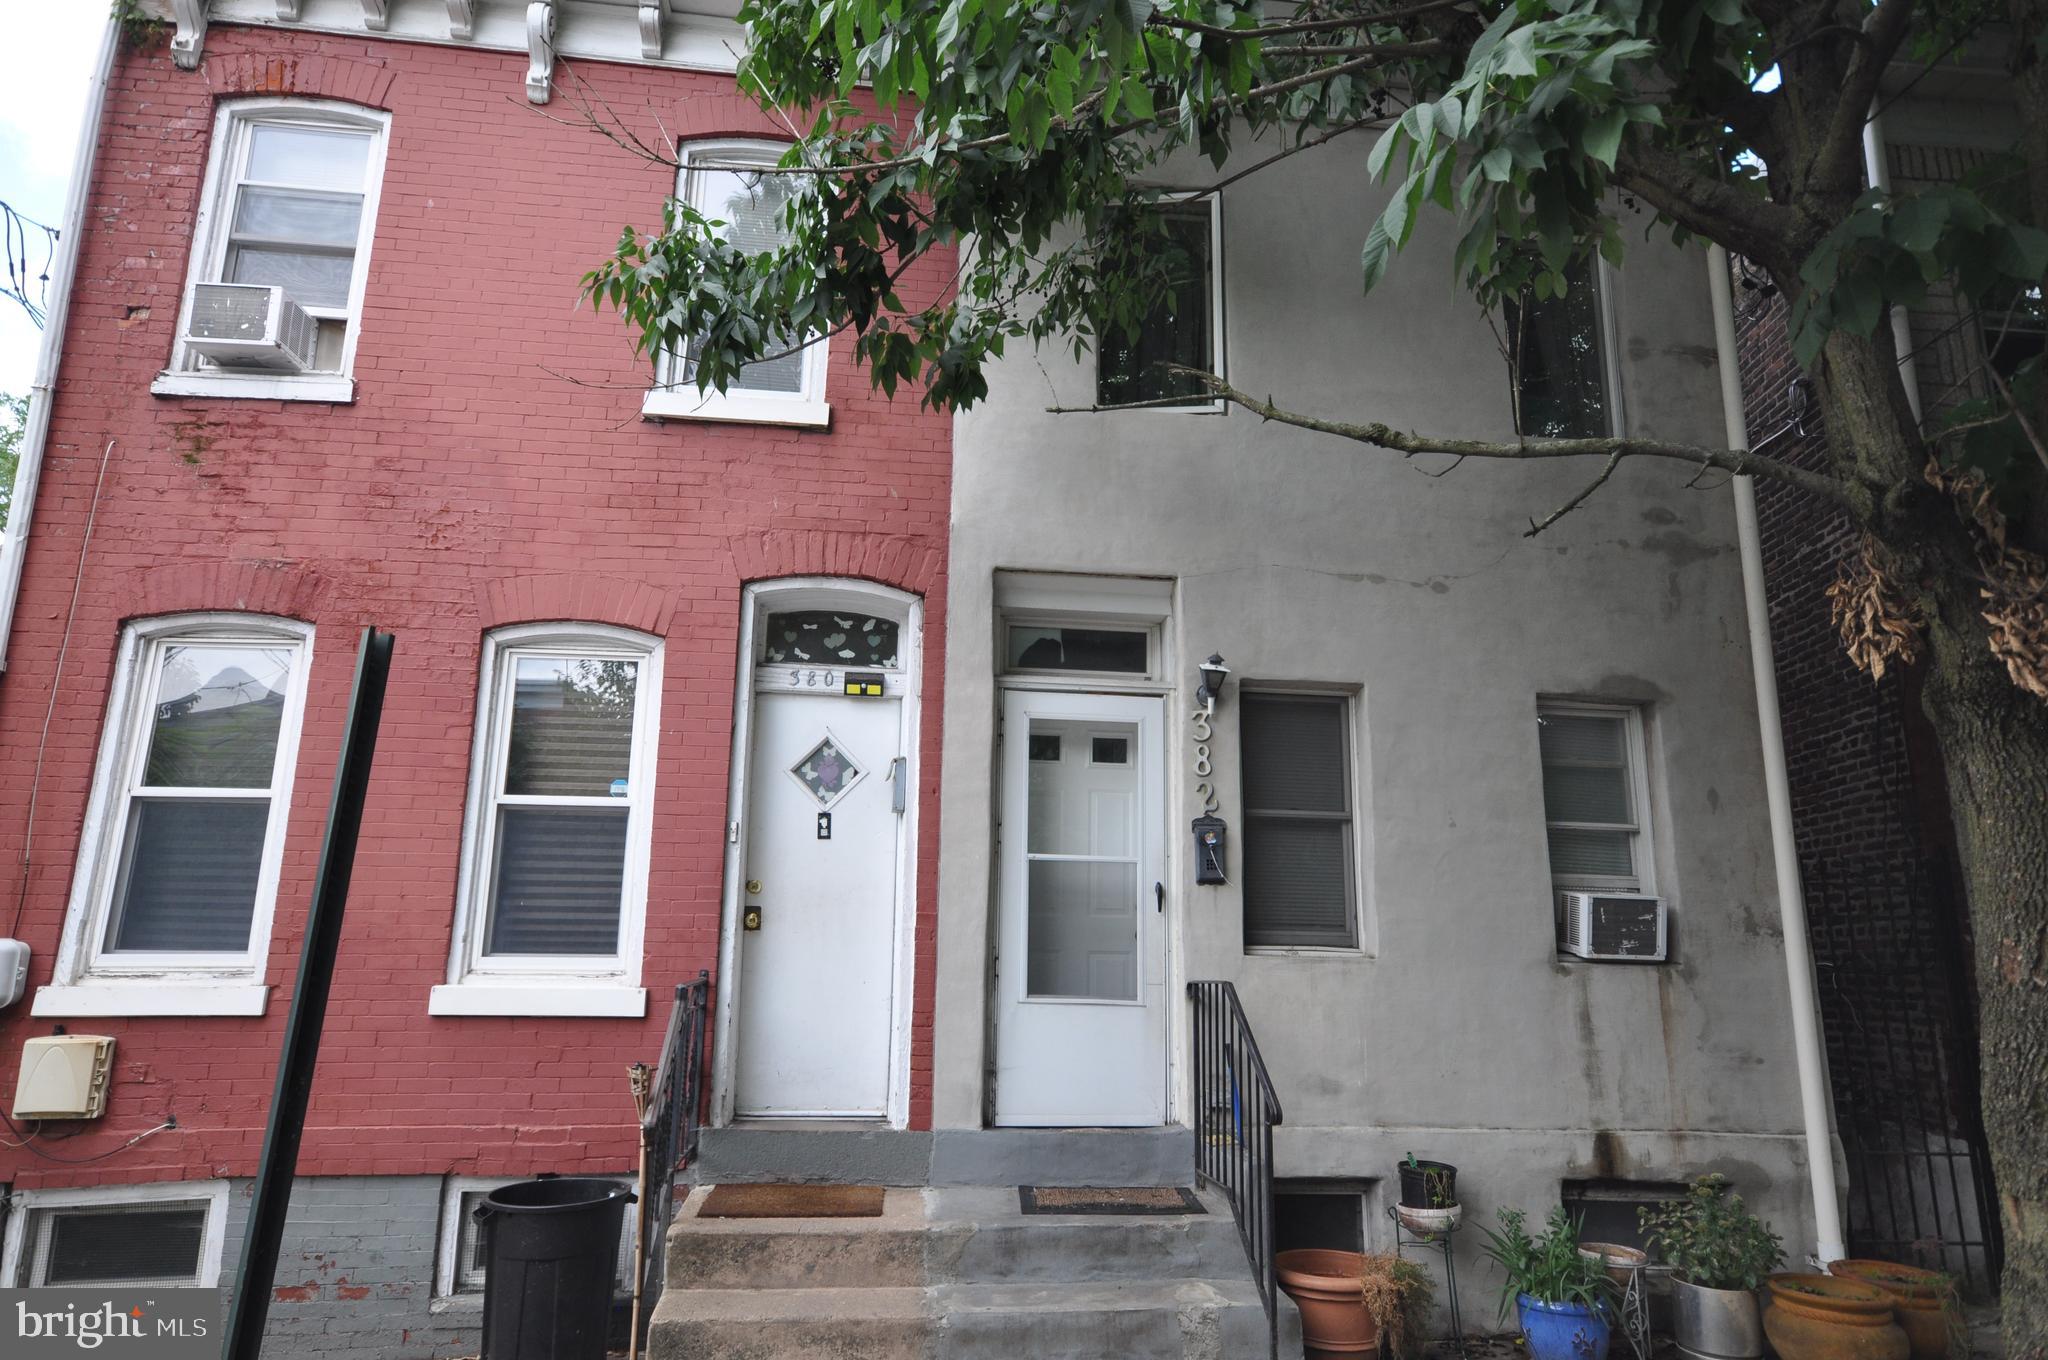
[789,732,865,808]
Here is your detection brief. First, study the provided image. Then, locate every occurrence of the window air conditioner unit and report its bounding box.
[183,283,317,371]
[1559,891,1667,962]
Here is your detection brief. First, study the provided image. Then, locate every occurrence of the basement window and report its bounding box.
[1561,1179,1688,1256]
[4,1184,229,1288]
[1276,1180,1371,1255]
[436,1178,639,1298]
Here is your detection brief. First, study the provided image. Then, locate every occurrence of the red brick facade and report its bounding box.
[0,26,951,1189]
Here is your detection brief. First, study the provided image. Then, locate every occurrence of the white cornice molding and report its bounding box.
[525,0,555,103]
[447,0,474,38]
[275,0,302,18]
[171,0,211,69]
[637,2,661,58]
[360,0,389,28]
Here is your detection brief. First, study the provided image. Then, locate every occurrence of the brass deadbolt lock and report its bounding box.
[745,879,762,895]
[743,907,763,931]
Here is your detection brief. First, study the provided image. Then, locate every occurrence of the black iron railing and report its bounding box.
[1189,980,1284,1359]
[632,971,710,1351]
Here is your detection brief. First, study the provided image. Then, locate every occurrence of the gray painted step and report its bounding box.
[646,1286,927,1360]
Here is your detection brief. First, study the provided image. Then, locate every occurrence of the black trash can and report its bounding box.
[475,1176,636,1360]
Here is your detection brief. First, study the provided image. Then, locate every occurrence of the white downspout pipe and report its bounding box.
[1707,243,1848,1264]
[0,13,120,673]
[1862,105,1924,422]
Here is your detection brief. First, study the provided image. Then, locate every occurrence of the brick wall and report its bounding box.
[0,25,952,1191]
[1736,269,1999,1284]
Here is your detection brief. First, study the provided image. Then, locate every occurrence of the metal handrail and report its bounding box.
[1188,980,1285,1359]
[629,971,710,1358]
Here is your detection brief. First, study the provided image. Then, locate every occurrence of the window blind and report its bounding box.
[104,799,268,953]
[484,807,629,956]
[1538,707,1639,885]
[1241,693,1356,948]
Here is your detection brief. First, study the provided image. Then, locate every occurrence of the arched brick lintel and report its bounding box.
[730,531,942,602]
[202,51,398,109]
[127,560,330,625]
[477,574,677,637]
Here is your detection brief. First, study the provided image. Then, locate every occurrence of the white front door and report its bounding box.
[994,690,1166,1126]
[735,681,904,1118]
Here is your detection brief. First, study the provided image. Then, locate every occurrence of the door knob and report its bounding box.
[745,879,762,895]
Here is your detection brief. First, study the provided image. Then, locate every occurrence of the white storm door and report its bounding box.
[735,688,903,1117]
[994,690,1166,1127]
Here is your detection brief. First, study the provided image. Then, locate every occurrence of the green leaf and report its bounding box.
[1583,106,1626,170]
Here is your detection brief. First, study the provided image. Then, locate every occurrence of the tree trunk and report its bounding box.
[1916,589,2048,1358]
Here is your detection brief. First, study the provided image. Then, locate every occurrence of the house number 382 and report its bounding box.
[1191,709,1220,814]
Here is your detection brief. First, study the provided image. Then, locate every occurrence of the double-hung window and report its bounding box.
[34,616,311,1018]
[3,1183,230,1288]
[1095,197,1224,410]
[1240,691,1358,949]
[1505,258,1612,439]
[643,141,829,426]
[155,99,389,402]
[1537,700,1653,894]
[433,625,662,1017]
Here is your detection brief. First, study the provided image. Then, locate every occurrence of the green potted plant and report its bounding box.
[1639,1174,1784,1360]
[1478,1207,1613,1360]
[1395,1153,1461,1234]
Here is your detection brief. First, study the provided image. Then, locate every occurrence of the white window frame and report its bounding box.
[34,613,314,1019]
[1239,685,1366,955]
[1092,191,1227,415]
[1537,698,1655,896]
[431,623,663,1018]
[152,97,391,404]
[432,1176,638,1302]
[2,1181,231,1288]
[641,139,831,427]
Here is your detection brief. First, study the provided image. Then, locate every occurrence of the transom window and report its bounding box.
[1240,691,1358,949]
[1005,624,1151,676]
[38,615,310,1011]
[1537,700,1652,894]
[763,610,899,668]
[644,141,829,425]
[438,625,662,1012]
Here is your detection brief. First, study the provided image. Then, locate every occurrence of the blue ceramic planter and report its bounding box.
[1516,1293,1611,1360]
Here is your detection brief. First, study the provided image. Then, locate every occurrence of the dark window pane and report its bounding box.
[44,1205,207,1285]
[485,807,629,955]
[1096,205,1215,407]
[1547,826,1634,878]
[1242,816,1354,947]
[1276,1188,1365,1255]
[504,657,638,797]
[143,644,292,788]
[1242,694,1348,814]
[1506,262,1607,439]
[104,799,267,952]
[762,611,899,667]
[1092,737,1129,765]
[1006,626,1147,673]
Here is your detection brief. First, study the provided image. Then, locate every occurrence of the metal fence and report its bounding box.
[1189,980,1284,1359]
[633,971,710,1343]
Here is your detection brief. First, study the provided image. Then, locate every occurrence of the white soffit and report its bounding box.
[166,0,748,88]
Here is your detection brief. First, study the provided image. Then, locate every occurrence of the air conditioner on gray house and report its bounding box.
[182,283,317,371]
[1559,891,1667,962]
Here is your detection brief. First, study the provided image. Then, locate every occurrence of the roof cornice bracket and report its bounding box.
[526,1,556,104]
[448,0,476,40]
[274,0,302,19]
[639,4,664,60]
[360,0,389,31]
[171,0,210,69]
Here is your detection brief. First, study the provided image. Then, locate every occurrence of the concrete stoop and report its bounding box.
[647,1184,1305,1359]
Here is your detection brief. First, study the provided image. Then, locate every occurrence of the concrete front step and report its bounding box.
[688,1124,1196,1187]
[646,1278,1298,1360]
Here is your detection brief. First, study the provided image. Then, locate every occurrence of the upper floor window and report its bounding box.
[153,100,390,403]
[1506,259,1610,439]
[1241,690,1358,950]
[1096,198,1224,411]
[1537,700,1653,894]
[431,625,663,1017]
[643,141,830,426]
[32,615,312,1018]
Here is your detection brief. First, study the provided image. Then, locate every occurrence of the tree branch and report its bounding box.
[1819,0,1921,186]
[1145,0,1470,42]
[1124,370,1856,507]
[1613,136,1799,273]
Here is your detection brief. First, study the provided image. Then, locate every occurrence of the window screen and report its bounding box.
[452,1187,635,1294]
[1505,259,1607,439]
[1096,203,1217,408]
[1537,704,1643,890]
[1241,692,1356,948]
[22,1202,210,1287]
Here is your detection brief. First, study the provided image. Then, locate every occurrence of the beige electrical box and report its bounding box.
[13,1035,115,1121]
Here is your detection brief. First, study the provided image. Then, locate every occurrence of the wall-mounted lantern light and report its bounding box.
[1195,653,1231,717]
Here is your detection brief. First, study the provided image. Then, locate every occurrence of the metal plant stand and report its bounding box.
[1612,1260,1652,1360]
[1385,1205,1471,1359]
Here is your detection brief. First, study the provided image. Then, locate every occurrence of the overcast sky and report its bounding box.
[1,7,109,396]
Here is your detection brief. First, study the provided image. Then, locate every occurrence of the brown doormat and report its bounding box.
[1018,1186,1205,1215]
[699,1183,887,1218]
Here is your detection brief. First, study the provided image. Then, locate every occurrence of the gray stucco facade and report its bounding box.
[934,135,1824,1286]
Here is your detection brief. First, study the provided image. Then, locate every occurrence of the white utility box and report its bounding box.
[0,939,27,1009]
[13,1034,116,1121]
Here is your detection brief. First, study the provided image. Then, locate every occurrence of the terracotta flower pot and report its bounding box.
[1276,1249,1382,1357]
[1827,1260,1955,1360]
[1763,1273,1909,1360]
[1578,1241,1647,1292]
